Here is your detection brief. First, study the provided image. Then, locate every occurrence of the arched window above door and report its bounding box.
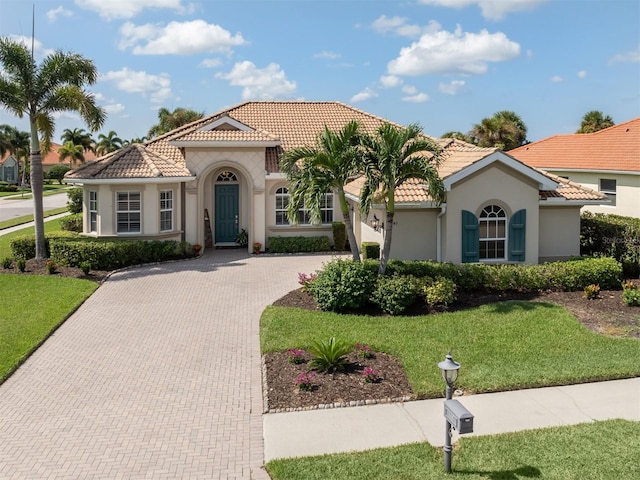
[216,171,238,182]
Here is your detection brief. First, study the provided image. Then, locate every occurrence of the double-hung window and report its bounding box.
[160,190,173,232]
[275,187,290,225]
[89,191,98,233]
[116,191,141,233]
[599,179,616,206]
[275,187,334,225]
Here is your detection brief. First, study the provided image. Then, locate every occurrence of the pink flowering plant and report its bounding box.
[362,367,382,384]
[287,348,305,364]
[355,342,374,359]
[296,372,317,391]
[297,272,318,293]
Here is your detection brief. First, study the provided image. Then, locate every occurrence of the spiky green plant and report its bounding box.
[308,337,352,373]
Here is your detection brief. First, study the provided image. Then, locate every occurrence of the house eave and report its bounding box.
[65,176,194,185]
[539,198,609,206]
[168,140,280,148]
[534,167,640,176]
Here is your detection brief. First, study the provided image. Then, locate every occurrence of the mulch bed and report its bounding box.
[266,284,640,412]
[1,258,111,282]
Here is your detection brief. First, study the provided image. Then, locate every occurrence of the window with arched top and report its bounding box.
[479,205,506,260]
[216,171,238,182]
[275,187,290,225]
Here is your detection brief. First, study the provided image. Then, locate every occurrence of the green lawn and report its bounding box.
[261,303,640,398]
[0,274,98,383]
[266,419,640,480]
[0,217,66,259]
[0,207,68,231]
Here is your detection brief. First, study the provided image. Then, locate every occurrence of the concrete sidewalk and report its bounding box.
[264,377,640,461]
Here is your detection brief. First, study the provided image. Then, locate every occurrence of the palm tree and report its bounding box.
[147,107,205,138]
[577,111,614,133]
[280,121,363,261]
[470,111,528,151]
[0,37,105,259]
[441,131,475,144]
[0,125,31,184]
[95,130,123,155]
[58,141,85,168]
[61,127,95,153]
[123,136,148,145]
[359,123,445,274]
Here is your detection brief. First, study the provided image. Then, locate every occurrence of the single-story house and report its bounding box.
[65,101,605,263]
[510,118,640,218]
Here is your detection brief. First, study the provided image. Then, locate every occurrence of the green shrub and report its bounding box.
[46,260,57,274]
[80,261,91,275]
[424,277,457,306]
[308,337,352,373]
[622,288,640,306]
[332,222,346,251]
[361,242,380,260]
[48,164,71,184]
[10,232,79,259]
[267,236,331,253]
[543,257,622,291]
[16,258,25,272]
[370,275,420,315]
[60,213,83,232]
[0,185,18,192]
[583,284,600,300]
[2,257,12,269]
[310,259,376,312]
[66,187,83,214]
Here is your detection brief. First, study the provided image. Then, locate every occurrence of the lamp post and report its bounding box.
[438,352,460,474]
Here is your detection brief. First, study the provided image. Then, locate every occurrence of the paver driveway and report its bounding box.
[0,250,336,479]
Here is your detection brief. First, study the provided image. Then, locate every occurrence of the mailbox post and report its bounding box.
[438,353,460,473]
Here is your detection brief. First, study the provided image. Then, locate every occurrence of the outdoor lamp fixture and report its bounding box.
[438,352,460,474]
[370,214,383,232]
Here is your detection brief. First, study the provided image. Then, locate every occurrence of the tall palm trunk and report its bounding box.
[379,210,394,274]
[29,121,46,259]
[337,187,360,261]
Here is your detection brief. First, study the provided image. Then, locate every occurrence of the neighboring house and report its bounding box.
[66,101,604,263]
[0,154,19,183]
[510,118,640,218]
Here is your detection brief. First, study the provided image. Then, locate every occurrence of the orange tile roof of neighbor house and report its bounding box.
[510,118,640,173]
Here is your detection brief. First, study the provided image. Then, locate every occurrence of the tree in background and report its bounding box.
[123,136,148,145]
[576,111,614,133]
[58,141,85,168]
[95,130,123,155]
[48,164,71,184]
[0,124,30,184]
[280,121,363,261]
[147,107,205,138]
[469,111,528,151]
[61,127,95,153]
[0,37,105,258]
[441,131,475,144]
[359,123,445,275]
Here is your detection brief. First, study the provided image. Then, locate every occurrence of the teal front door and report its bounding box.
[215,184,239,243]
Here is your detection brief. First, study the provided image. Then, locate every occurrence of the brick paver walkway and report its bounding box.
[0,250,335,479]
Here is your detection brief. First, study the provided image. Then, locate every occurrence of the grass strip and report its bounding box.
[266,419,640,480]
[0,217,65,259]
[261,303,640,398]
[0,207,68,231]
[0,275,98,383]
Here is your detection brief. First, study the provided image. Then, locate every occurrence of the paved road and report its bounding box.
[0,190,69,222]
[0,250,334,479]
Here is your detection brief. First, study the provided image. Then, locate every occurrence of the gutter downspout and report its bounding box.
[436,203,447,262]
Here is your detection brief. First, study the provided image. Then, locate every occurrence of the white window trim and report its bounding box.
[160,190,173,232]
[479,205,507,261]
[116,191,142,234]
[89,191,98,233]
[275,188,334,226]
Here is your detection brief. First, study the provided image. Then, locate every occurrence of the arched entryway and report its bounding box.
[214,170,240,244]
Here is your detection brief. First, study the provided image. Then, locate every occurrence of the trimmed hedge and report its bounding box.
[581,212,640,278]
[267,236,331,253]
[10,232,79,259]
[309,259,376,312]
[60,213,83,232]
[332,222,346,251]
[362,242,380,260]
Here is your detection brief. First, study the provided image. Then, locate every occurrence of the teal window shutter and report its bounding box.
[461,210,479,263]
[508,209,526,261]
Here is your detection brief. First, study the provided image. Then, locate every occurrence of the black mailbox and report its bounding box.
[444,399,474,434]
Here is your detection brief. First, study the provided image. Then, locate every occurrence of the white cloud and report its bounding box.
[104,103,126,115]
[609,45,640,64]
[101,68,171,104]
[402,93,429,103]
[418,0,548,21]
[216,61,296,100]
[4,35,55,58]
[371,15,440,38]
[47,6,73,23]
[200,58,223,68]
[350,87,378,103]
[119,20,247,55]
[75,0,192,20]
[379,75,403,88]
[387,25,520,76]
[577,70,587,79]
[550,75,563,83]
[314,51,341,60]
[402,85,418,95]
[439,80,468,95]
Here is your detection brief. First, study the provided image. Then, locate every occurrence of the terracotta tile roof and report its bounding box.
[170,128,279,144]
[538,170,606,201]
[510,118,640,173]
[66,144,192,180]
[1,142,98,165]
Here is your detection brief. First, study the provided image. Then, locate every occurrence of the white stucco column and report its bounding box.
[253,188,266,252]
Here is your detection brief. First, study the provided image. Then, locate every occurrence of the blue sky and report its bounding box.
[1,0,639,144]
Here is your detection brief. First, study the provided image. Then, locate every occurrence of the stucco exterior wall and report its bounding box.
[544,170,640,218]
[538,205,581,262]
[388,209,438,260]
[443,163,540,264]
